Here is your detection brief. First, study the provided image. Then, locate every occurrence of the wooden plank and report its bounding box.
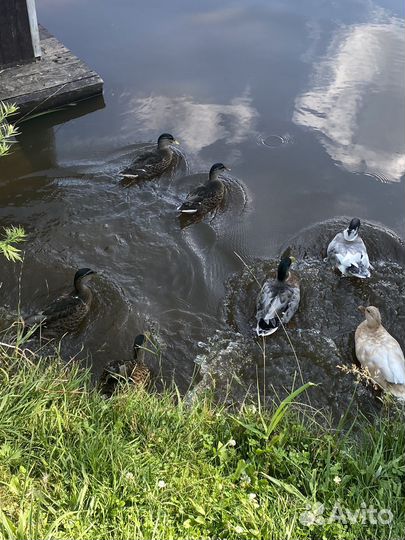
[26,0,41,58]
[0,0,35,66]
[0,25,103,117]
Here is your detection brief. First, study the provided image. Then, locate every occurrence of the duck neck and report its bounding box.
[158,141,172,154]
[209,169,220,182]
[134,348,145,365]
[365,319,381,331]
[277,261,290,282]
[75,280,92,302]
[343,229,358,242]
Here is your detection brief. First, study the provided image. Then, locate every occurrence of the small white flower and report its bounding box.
[235,525,244,534]
[158,480,166,488]
[125,472,135,482]
[240,472,251,485]
[228,439,236,447]
[333,475,342,484]
[42,473,49,485]
[248,493,257,501]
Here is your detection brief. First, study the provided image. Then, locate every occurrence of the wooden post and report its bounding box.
[0,0,41,67]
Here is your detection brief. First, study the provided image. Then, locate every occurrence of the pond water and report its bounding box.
[0,0,404,413]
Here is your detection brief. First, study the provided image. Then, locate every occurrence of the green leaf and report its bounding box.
[261,473,307,502]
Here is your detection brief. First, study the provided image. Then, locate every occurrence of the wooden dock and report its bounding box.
[0,26,103,118]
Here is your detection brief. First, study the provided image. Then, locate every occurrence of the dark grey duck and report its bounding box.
[121,133,179,181]
[99,334,151,397]
[177,163,229,216]
[255,257,300,337]
[24,268,96,337]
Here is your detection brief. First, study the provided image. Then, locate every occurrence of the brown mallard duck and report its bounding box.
[99,334,150,397]
[355,306,405,400]
[255,256,300,336]
[177,163,229,216]
[24,268,96,337]
[121,133,179,181]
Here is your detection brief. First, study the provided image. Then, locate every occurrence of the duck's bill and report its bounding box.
[225,166,231,171]
[172,140,180,145]
[358,305,366,313]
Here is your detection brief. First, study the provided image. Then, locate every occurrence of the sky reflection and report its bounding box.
[294,17,405,183]
[123,90,259,154]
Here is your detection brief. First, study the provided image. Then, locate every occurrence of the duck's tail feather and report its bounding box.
[388,383,405,401]
[255,317,279,337]
[336,253,370,278]
[345,264,371,278]
[24,313,46,326]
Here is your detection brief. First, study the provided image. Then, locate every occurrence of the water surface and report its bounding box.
[0,0,404,411]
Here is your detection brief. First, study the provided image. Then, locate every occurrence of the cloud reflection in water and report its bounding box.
[123,90,258,155]
[294,18,405,183]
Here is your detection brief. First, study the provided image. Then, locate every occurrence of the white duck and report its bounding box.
[327,218,371,278]
[355,306,405,400]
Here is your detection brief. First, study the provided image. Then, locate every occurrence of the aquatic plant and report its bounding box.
[0,344,403,540]
[0,103,26,263]
[0,102,18,157]
[0,226,26,262]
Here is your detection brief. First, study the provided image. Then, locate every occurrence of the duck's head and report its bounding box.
[157,133,179,149]
[74,268,96,287]
[343,218,361,241]
[358,305,381,328]
[277,256,296,281]
[209,162,230,180]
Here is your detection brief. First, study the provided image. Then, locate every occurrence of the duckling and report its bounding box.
[99,334,150,397]
[177,163,229,215]
[121,133,179,181]
[24,268,96,337]
[327,218,371,278]
[256,256,300,337]
[355,306,405,400]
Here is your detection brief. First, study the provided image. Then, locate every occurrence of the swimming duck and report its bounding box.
[355,306,405,400]
[256,256,300,337]
[99,334,150,397]
[24,268,96,337]
[121,133,179,181]
[177,163,229,215]
[326,218,371,278]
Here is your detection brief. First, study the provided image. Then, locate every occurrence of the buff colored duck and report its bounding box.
[355,306,405,400]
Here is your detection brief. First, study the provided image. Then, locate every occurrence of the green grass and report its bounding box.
[0,346,403,540]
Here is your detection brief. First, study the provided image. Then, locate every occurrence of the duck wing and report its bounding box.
[374,336,405,385]
[178,182,223,214]
[121,150,164,178]
[256,281,300,336]
[178,184,209,214]
[25,294,86,327]
[327,234,370,277]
